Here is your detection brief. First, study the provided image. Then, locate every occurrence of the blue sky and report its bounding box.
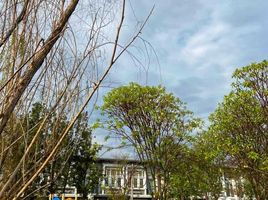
[107,0,268,118]
[93,0,268,157]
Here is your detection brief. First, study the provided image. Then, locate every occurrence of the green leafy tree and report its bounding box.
[62,113,101,200]
[207,60,268,199]
[0,102,50,198]
[168,143,222,200]
[0,103,101,199]
[43,112,102,200]
[101,83,201,200]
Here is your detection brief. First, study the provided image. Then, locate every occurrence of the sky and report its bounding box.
[93,0,268,157]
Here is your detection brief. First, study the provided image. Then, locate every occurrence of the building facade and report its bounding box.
[94,158,152,200]
[50,158,253,200]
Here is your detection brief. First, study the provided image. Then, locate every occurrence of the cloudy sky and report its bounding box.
[107,0,268,118]
[93,0,268,156]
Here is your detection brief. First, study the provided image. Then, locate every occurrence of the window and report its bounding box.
[105,178,108,186]
[127,177,131,188]
[111,169,116,177]
[139,178,143,188]
[117,169,122,176]
[105,169,110,176]
[111,178,115,187]
[139,171,144,177]
[134,178,138,188]
[117,177,121,187]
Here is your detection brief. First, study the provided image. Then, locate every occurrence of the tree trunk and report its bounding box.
[0,0,79,136]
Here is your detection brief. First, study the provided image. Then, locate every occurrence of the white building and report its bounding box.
[50,158,254,200]
[94,158,152,200]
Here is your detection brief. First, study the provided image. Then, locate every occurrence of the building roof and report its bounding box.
[96,157,143,165]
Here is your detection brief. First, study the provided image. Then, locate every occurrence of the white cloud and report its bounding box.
[118,0,268,118]
[92,0,268,155]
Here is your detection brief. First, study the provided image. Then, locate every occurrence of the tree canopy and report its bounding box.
[0,103,100,199]
[204,60,268,199]
[101,82,202,200]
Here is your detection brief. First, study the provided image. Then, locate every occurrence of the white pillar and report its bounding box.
[75,187,78,200]
[144,169,147,195]
[102,165,105,195]
[130,164,134,200]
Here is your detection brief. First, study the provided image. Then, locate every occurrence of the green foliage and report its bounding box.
[101,83,202,199]
[168,141,223,199]
[49,112,102,200]
[0,102,53,197]
[0,103,101,199]
[205,60,268,199]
